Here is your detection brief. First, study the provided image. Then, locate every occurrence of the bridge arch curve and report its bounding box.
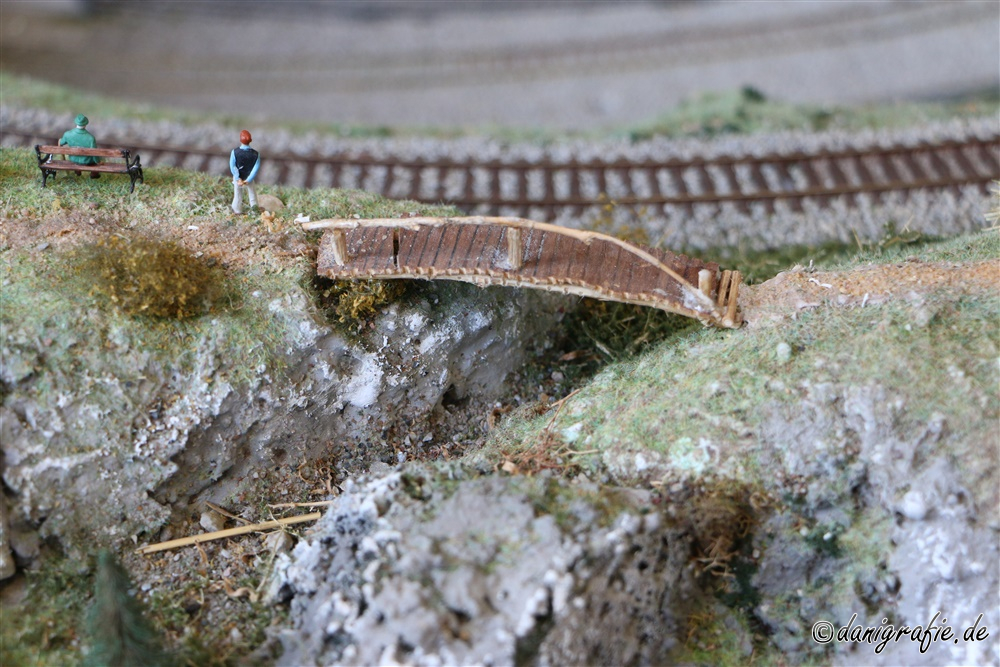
[304,216,742,328]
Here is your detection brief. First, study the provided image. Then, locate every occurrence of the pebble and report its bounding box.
[775,342,793,364]
[257,193,284,212]
[264,531,294,555]
[897,490,929,521]
[200,511,226,533]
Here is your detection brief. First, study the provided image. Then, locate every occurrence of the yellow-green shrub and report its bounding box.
[74,235,222,319]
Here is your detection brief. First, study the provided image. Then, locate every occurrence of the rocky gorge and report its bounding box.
[0,126,997,665]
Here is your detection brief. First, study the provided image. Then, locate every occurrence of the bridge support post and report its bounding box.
[507,227,522,270]
[722,270,742,328]
[331,230,348,266]
[698,269,715,299]
[716,271,731,308]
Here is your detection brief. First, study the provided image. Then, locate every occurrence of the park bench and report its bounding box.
[35,144,144,193]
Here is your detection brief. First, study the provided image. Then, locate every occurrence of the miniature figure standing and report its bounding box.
[59,113,100,178]
[230,130,260,214]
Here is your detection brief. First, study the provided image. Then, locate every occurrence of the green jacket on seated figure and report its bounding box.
[58,114,99,165]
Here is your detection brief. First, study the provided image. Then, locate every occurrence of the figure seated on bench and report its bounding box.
[59,113,101,179]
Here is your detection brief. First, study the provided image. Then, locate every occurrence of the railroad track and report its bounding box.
[5,126,998,246]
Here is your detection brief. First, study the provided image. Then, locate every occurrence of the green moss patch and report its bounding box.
[626,86,999,141]
[476,230,999,497]
[0,559,93,667]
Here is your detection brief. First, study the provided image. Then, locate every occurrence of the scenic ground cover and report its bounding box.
[1,71,997,665]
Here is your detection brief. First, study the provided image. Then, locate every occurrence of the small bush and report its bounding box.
[74,235,222,319]
[313,276,409,324]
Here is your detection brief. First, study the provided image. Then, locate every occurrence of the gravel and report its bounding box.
[4,105,996,251]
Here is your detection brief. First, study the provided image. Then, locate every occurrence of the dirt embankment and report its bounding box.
[742,257,999,327]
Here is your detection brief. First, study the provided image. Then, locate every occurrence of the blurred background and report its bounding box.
[2,0,998,131]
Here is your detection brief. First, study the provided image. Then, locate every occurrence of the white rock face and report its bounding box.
[0,282,564,559]
[753,387,1000,667]
[340,352,383,409]
[270,469,707,667]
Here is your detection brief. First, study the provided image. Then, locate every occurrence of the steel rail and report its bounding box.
[5,128,997,219]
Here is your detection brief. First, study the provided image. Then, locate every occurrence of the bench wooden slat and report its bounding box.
[42,160,132,173]
[36,145,129,159]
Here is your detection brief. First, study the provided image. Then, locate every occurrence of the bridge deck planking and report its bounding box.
[523,227,546,279]
[313,217,736,326]
[398,227,428,267]
[579,235,608,289]
[452,225,487,271]
[356,227,395,272]
[322,223,711,303]
[592,240,620,290]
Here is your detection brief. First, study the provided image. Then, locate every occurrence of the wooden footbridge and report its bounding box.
[303,216,743,328]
